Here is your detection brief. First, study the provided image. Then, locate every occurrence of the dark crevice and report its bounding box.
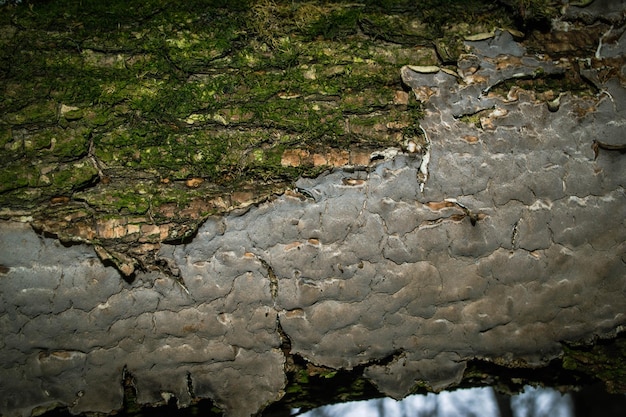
[153,256,194,300]
[186,372,196,400]
[122,366,140,415]
[161,227,199,245]
[592,139,626,160]
[488,70,594,98]
[461,357,596,394]
[259,257,279,303]
[265,351,383,415]
[276,317,292,357]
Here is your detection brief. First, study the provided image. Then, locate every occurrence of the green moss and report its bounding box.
[0,127,12,150]
[76,185,153,216]
[0,0,554,250]
[277,358,383,411]
[110,192,151,215]
[320,370,338,379]
[296,370,309,384]
[51,128,91,160]
[516,0,560,24]
[50,163,98,192]
[562,335,626,393]
[307,8,362,41]
[15,131,51,158]
[2,101,57,125]
[62,108,86,122]
[0,163,39,193]
[459,112,484,128]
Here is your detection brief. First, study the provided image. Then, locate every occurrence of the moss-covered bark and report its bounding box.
[2,1,625,415]
[0,0,529,274]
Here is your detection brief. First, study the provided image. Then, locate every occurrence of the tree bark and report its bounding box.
[1,1,625,417]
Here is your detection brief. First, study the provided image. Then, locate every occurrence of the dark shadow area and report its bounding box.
[36,384,626,417]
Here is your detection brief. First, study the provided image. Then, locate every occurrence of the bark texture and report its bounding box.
[1,1,626,417]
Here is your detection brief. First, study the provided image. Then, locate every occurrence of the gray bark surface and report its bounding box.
[1,25,626,417]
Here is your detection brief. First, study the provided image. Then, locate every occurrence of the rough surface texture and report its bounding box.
[0,0,440,276]
[2,27,626,416]
[2,1,626,417]
[172,30,626,400]
[0,220,285,417]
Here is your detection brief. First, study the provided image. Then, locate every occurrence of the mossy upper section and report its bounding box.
[0,0,558,272]
[0,0,520,202]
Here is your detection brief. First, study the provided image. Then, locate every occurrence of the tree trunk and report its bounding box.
[1,1,625,417]
[494,391,514,417]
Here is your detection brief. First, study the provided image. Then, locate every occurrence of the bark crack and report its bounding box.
[258,257,279,307]
[417,125,431,193]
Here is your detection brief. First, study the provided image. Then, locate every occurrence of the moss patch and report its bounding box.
[563,334,626,393]
[0,0,520,209]
[0,0,571,268]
